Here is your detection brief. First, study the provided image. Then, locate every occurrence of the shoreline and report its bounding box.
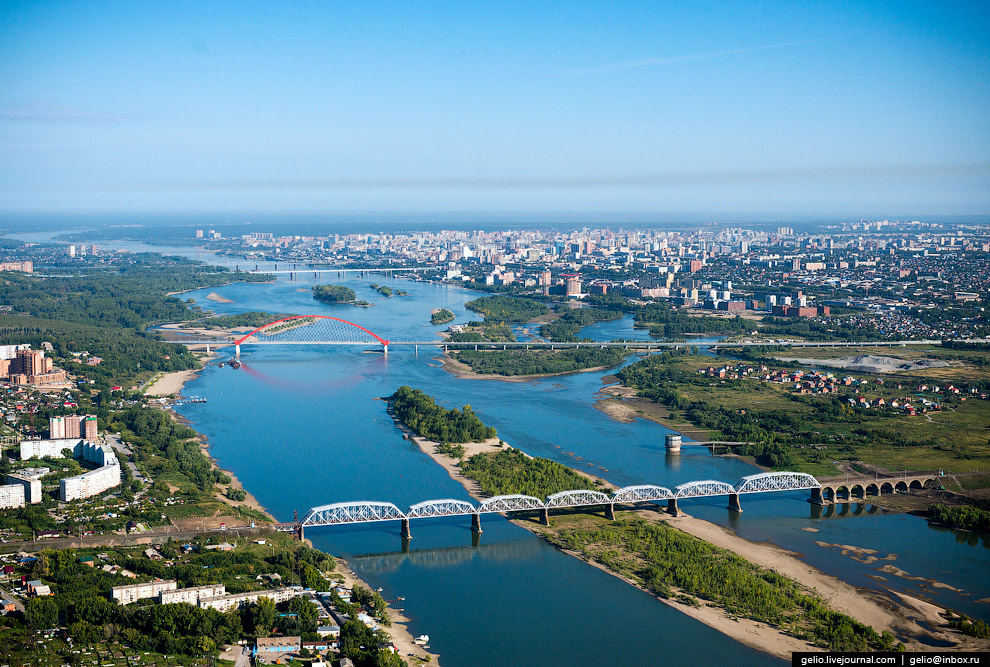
[439,351,624,383]
[385,403,988,658]
[166,361,441,664]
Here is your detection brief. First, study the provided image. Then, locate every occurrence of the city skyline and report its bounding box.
[1,1,988,215]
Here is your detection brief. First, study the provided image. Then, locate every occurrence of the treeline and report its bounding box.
[929,504,990,533]
[313,283,356,303]
[758,317,885,342]
[633,303,749,340]
[0,267,267,330]
[543,518,896,652]
[447,321,515,342]
[460,448,598,498]
[181,311,291,329]
[110,407,220,492]
[465,295,549,322]
[539,307,622,341]
[390,386,497,443]
[0,315,199,386]
[453,347,626,376]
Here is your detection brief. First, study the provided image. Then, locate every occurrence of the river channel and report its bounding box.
[151,269,990,666]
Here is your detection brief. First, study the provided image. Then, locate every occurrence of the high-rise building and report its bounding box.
[49,415,98,440]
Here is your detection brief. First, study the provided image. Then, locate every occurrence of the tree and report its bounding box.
[251,597,276,637]
[26,596,58,630]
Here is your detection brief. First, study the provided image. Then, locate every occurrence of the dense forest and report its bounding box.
[312,283,356,303]
[758,317,886,342]
[465,295,549,322]
[460,448,599,497]
[543,518,896,652]
[453,347,626,375]
[390,386,497,443]
[539,307,622,341]
[446,321,516,342]
[633,302,750,340]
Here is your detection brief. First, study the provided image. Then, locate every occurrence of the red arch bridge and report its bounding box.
[276,472,829,540]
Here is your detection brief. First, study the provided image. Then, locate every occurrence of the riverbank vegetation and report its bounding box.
[453,347,626,376]
[539,307,622,341]
[633,302,750,340]
[180,311,290,329]
[541,515,896,653]
[615,350,990,476]
[313,283,356,303]
[465,295,549,322]
[460,448,601,497]
[929,503,990,533]
[431,308,455,325]
[446,321,516,342]
[390,386,497,443]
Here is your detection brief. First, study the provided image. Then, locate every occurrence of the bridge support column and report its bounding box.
[667,498,679,516]
[471,513,483,534]
[809,487,824,505]
[727,493,743,513]
[382,343,389,356]
[400,518,412,540]
[540,508,551,526]
[297,524,304,541]
[235,344,241,358]
[605,503,616,521]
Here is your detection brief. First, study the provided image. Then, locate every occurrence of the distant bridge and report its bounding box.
[277,472,823,539]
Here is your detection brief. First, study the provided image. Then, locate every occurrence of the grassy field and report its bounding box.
[761,344,990,382]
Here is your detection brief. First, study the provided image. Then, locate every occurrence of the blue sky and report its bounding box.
[1,1,988,215]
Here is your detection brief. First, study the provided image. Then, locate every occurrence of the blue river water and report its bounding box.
[161,272,990,666]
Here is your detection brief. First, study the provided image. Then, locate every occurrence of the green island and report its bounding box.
[929,503,990,533]
[390,385,497,443]
[179,311,291,330]
[430,308,455,325]
[539,515,897,653]
[460,448,600,496]
[611,348,990,477]
[464,295,549,322]
[452,347,627,376]
[538,307,622,341]
[446,321,515,342]
[369,283,408,297]
[312,283,357,303]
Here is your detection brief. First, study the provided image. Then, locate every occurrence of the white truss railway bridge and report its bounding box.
[277,472,823,540]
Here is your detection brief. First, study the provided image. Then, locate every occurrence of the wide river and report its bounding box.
[158,267,988,665]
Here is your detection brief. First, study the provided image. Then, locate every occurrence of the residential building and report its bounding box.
[111,579,177,605]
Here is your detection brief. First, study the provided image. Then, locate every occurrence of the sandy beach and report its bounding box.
[387,406,989,658]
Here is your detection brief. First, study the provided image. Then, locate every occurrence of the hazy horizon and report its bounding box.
[2,2,988,214]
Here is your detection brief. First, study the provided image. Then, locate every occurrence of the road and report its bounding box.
[0,584,25,613]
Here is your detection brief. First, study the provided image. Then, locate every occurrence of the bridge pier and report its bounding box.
[382,343,389,356]
[401,518,412,540]
[471,513,483,534]
[727,493,743,513]
[540,508,551,526]
[809,487,824,505]
[297,524,304,541]
[235,344,241,358]
[667,498,679,516]
[605,503,616,521]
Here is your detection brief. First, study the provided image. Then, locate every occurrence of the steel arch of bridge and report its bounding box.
[301,501,405,526]
[735,472,820,494]
[545,489,612,509]
[675,479,737,499]
[477,494,545,514]
[233,315,389,347]
[407,499,477,519]
[612,484,675,503]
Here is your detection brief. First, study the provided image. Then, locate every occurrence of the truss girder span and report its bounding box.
[407,499,478,518]
[675,480,737,499]
[544,489,612,509]
[478,494,544,514]
[612,485,675,503]
[302,501,406,526]
[735,472,821,494]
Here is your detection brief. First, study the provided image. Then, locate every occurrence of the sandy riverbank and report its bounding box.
[387,404,988,658]
[594,388,712,440]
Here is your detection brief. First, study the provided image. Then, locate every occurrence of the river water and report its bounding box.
[161,271,990,665]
